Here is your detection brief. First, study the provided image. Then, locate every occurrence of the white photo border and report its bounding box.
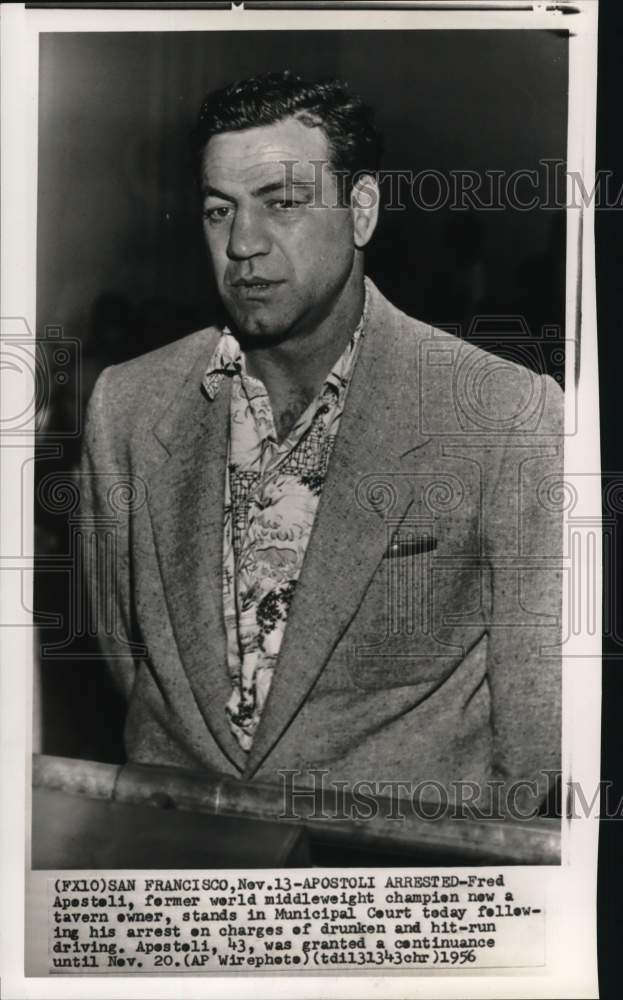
[0,2,600,998]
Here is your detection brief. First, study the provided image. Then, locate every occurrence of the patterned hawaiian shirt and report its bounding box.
[202,285,368,752]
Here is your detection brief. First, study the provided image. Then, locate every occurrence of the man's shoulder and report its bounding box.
[365,276,432,343]
[107,325,220,389]
[368,277,552,373]
[367,276,512,368]
[367,278,564,433]
[92,324,221,413]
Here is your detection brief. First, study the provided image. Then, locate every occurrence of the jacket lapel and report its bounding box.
[243,281,431,778]
[146,341,248,772]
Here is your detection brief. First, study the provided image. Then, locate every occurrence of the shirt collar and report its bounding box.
[202,277,370,402]
[202,333,248,400]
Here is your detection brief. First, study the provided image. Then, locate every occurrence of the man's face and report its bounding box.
[200,117,368,340]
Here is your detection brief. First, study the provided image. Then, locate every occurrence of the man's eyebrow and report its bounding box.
[251,179,315,198]
[202,179,315,200]
[202,185,235,202]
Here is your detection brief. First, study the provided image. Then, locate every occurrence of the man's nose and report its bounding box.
[226,206,270,260]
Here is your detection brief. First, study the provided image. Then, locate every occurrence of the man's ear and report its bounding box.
[351,173,380,249]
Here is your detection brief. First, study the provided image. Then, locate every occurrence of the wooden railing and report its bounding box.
[32,754,561,865]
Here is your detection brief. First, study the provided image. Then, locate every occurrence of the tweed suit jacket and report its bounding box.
[81,279,563,804]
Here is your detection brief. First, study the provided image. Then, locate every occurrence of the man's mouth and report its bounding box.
[228,277,285,300]
[231,278,283,289]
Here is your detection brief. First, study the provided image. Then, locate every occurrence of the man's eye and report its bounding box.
[203,206,232,223]
[269,199,304,210]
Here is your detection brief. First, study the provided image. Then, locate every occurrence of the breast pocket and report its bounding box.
[344,549,483,690]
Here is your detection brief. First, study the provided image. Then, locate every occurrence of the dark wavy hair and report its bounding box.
[191,70,383,195]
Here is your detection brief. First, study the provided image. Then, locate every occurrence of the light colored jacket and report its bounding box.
[80,279,563,804]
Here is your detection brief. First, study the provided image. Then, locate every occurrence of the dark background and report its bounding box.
[34,30,568,756]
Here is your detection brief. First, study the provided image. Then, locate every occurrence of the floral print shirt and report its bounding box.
[202,286,368,752]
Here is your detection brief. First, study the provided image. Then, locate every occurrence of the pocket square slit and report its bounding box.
[385,536,438,558]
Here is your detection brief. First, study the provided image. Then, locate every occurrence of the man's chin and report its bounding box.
[226,306,292,345]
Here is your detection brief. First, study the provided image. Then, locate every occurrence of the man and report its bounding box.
[81,72,563,813]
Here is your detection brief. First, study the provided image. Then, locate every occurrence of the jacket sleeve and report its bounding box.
[485,372,564,814]
[78,366,141,702]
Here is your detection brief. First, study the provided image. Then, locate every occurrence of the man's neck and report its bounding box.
[243,270,366,404]
[241,271,365,444]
